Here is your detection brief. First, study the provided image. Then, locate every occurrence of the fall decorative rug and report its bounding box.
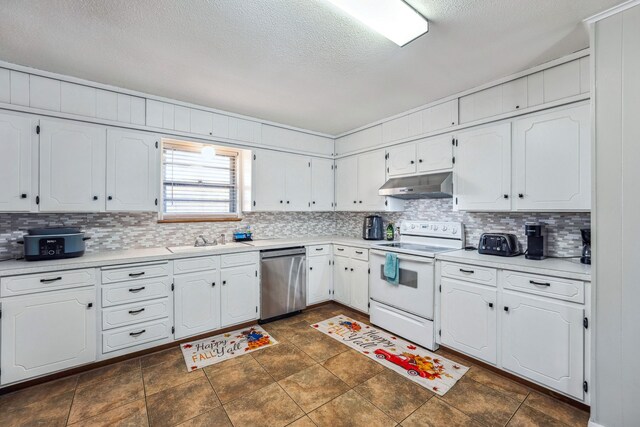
[312,315,468,395]
[180,325,277,372]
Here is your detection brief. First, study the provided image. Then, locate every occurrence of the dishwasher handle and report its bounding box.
[260,247,306,259]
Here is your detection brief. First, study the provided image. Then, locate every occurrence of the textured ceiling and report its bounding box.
[0,0,621,135]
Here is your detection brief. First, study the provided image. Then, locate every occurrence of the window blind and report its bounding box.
[162,141,238,217]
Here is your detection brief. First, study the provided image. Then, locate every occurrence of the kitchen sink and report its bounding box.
[166,242,251,254]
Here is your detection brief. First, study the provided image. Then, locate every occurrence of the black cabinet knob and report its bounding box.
[280,200,283,204]
[344,267,348,271]
[93,196,98,200]
[518,193,524,198]
[20,193,27,199]
[488,302,494,308]
[286,201,290,204]
[516,105,520,109]
[108,196,113,200]
[212,282,216,287]
[350,268,354,271]
[504,306,509,312]
[410,160,415,164]
[418,159,423,163]
[503,194,509,199]
[310,267,313,271]
[223,280,227,285]
[359,201,362,204]
[312,201,316,204]
[353,201,357,204]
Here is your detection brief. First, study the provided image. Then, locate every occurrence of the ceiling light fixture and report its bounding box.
[326,0,428,47]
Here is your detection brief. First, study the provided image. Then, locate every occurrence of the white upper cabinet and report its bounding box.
[455,122,511,211]
[501,78,528,113]
[310,158,334,211]
[357,149,388,211]
[61,83,96,118]
[261,125,333,156]
[386,143,416,177]
[423,99,459,133]
[284,153,311,211]
[382,115,409,143]
[106,129,159,211]
[512,104,590,211]
[335,155,358,210]
[501,291,584,399]
[228,117,261,143]
[29,76,61,111]
[252,149,286,211]
[0,112,34,212]
[416,134,453,173]
[335,125,382,155]
[542,60,582,103]
[459,78,526,124]
[39,120,106,212]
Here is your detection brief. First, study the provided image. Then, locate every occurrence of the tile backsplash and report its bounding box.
[0,199,590,259]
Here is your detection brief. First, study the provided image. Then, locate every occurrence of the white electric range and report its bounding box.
[369,220,465,350]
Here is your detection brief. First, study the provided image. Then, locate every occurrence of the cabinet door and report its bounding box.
[440,278,497,364]
[333,256,351,305]
[416,134,453,173]
[350,259,369,313]
[221,265,259,327]
[39,120,106,212]
[501,78,528,113]
[357,149,387,211]
[311,158,334,211]
[423,99,458,132]
[1,288,96,385]
[455,123,511,211]
[174,270,221,339]
[513,104,590,210]
[335,156,358,211]
[459,85,502,123]
[387,143,416,177]
[253,149,286,211]
[284,153,311,211]
[0,113,33,211]
[106,129,158,211]
[501,291,584,399]
[308,255,333,305]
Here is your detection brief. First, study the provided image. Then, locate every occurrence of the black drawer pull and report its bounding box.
[128,272,145,277]
[315,248,324,251]
[529,280,551,287]
[40,277,62,283]
[337,248,344,251]
[129,329,146,337]
[128,308,145,315]
[459,269,475,274]
[355,251,363,254]
[128,286,146,293]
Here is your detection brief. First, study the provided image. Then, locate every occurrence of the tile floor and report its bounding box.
[0,303,590,427]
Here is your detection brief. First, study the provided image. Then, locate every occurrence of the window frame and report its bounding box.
[158,138,243,223]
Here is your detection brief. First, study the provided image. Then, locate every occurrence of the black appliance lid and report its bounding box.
[27,227,83,236]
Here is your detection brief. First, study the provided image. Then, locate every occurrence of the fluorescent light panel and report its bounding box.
[327,0,428,46]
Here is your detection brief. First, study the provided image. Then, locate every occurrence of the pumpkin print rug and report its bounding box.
[313,315,468,395]
[180,325,277,372]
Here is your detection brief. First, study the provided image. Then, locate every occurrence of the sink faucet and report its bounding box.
[194,235,209,247]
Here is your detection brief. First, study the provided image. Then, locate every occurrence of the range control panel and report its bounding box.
[400,221,464,239]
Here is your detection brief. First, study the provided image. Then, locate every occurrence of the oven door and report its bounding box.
[369,250,434,319]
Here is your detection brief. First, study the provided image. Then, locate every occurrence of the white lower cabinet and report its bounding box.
[221,264,259,327]
[174,270,221,339]
[307,253,333,305]
[501,291,584,399]
[440,278,497,364]
[332,246,369,313]
[1,287,97,385]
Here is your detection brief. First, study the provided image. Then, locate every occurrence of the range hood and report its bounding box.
[378,172,453,199]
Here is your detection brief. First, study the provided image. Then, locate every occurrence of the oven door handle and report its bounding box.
[370,249,435,263]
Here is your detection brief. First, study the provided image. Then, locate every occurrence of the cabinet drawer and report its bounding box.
[351,248,369,262]
[101,262,170,284]
[221,252,258,268]
[102,318,171,353]
[1,268,96,297]
[101,277,172,307]
[440,262,497,286]
[333,245,350,256]
[502,271,584,303]
[307,245,331,257]
[174,256,220,275]
[102,297,171,330]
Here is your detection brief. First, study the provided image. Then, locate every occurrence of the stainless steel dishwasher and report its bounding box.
[260,247,306,322]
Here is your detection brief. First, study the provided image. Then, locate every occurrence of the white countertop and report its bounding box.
[0,236,375,277]
[437,249,591,282]
[0,237,591,281]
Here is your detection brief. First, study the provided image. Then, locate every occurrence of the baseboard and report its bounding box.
[588,420,605,427]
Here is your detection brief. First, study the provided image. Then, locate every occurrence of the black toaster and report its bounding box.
[478,233,521,257]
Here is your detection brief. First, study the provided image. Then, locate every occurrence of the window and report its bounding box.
[162,139,240,220]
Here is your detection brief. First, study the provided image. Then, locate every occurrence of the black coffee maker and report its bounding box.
[525,223,547,260]
[580,228,591,265]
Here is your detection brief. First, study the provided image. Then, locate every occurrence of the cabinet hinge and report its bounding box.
[253,200,256,207]
[455,197,458,205]
[331,164,334,170]
[368,302,370,308]
[253,154,256,160]
[385,153,389,160]
[171,283,174,291]
[387,167,389,173]
[255,306,258,313]
[438,329,441,337]
[455,138,458,146]
[36,125,40,135]
[583,317,589,329]
[0,308,2,319]
[36,195,40,205]
[255,270,258,277]
[452,156,455,164]
[171,326,175,334]
[155,141,158,148]
[439,285,441,292]
[308,161,311,167]
[368,267,370,274]
[308,202,311,207]
[451,137,455,146]
[583,381,588,393]
[385,200,388,206]
[155,198,158,206]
